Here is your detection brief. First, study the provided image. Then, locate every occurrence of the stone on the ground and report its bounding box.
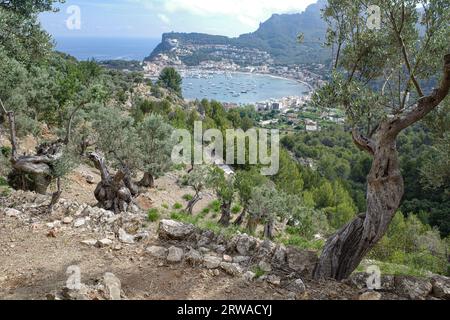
[287,279,306,294]
[220,262,242,276]
[63,217,73,224]
[73,218,86,228]
[96,238,113,247]
[4,208,21,217]
[258,261,272,273]
[286,247,318,274]
[85,174,94,184]
[203,255,222,269]
[347,272,395,291]
[103,272,121,300]
[234,234,257,255]
[256,240,276,259]
[81,239,97,246]
[431,275,450,300]
[146,246,168,259]
[167,246,184,263]
[267,275,281,286]
[243,271,256,282]
[233,256,250,264]
[394,276,432,300]
[272,244,287,265]
[359,291,382,300]
[158,219,196,240]
[223,255,233,263]
[185,249,203,266]
[118,228,135,244]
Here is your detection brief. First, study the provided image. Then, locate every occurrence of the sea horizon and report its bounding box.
[53,36,161,61]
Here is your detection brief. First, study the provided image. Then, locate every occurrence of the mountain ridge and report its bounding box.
[145,0,330,65]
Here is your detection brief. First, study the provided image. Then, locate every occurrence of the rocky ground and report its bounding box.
[1,187,449,301]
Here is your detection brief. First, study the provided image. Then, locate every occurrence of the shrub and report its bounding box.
[231,204,242,214]
[147,208,160,222]
[183,194,193,201]
[209,200,221,213]
[173,202,183,210]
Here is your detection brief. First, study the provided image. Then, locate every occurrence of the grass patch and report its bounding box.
[231,204,242,214]
[280,234,325,251]
[161,203,169,209]
[147,208,160,222]
[182,194,193,201]
[252,266,266,278]
[0,176,8,186]
[209,200,221,213]
[173,202,183,210]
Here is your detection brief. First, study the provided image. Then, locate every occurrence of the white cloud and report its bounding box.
[157,13,170,24]
[135,0,316,29]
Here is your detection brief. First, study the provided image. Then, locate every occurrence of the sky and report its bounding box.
[39,0,318,39]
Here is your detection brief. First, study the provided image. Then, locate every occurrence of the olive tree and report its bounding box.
[137,114,175,188]
[182,165,215,215]
[248,183,286,239]
[312,0,450,280]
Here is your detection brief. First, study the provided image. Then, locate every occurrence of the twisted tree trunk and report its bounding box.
[313,54,450,280]
[263,219,275,240]
[139,172,155,188]
[233,206,247,226]
[186,191,201,215]
[313,126,403,280]
[88,152,135,214]
[218,201,231,226]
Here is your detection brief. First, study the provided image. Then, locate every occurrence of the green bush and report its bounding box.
[147,208,160,222]
[231,204,242,214]
[182,194,193,201]
[173,202,183,210]
[209,200,221,213]
[0,176,8,186]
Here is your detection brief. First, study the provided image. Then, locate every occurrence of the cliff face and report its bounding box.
[145,0,330,65]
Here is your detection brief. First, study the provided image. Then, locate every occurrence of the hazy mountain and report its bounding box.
[146,0,330,65]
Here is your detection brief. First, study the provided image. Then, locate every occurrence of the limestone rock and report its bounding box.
[359,291,382,300]
[118,228,135,244]
[4,208,21,217]
[243,271,256,282]
[220,262,242,276]
[185,249,203,266]
[258,261,272,273]
[167,246,184,263]
[431,275,450,300]
[267,275,281,286]
[146,246,168,259]
[203,255,222,269]
[96,238,113,247]
[286,247,318,274]
[286,279,306,294]
[159,219,196,240]
[394,276,432,300]
[103,272,121,300]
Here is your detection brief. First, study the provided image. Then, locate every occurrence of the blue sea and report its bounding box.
[183,73,309,104]
[53,37,160,61]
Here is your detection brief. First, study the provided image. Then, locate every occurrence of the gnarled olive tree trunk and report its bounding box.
[138,172,155,188]
[313,54,450,280]
[88,152,138,214]
[186,191,201,215]
[313,126,403,280]
[218,201,231,226]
